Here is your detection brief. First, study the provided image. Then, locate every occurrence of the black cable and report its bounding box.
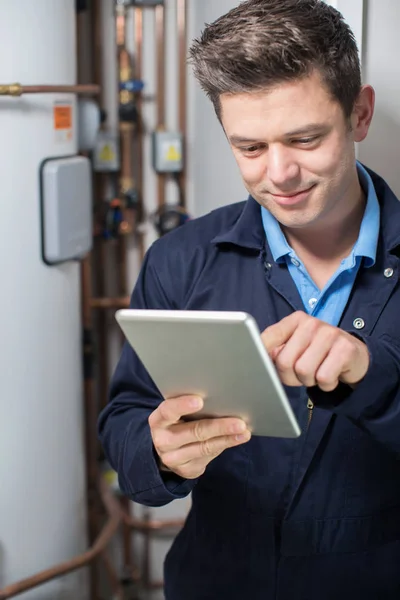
[172,171,185,208]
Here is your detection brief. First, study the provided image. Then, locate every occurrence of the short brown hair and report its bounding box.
[189,0,361,120]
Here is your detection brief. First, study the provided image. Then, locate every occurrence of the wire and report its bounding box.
[172,172,185,208]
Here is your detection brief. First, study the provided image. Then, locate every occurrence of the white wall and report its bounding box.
[357,0,400,196]
[186,0,247,217]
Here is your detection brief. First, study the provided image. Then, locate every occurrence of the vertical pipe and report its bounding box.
[91,0,109,416]
[79,3,102,598]
[80,260,99,600]
[142,508,152,589]
[120,495,134,582]
[155,3,166,210]
[135,6,145,261]
[177,0,187,208]
[116,4,131,318]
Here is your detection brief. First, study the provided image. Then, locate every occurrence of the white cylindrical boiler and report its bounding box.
[0,2,88,598]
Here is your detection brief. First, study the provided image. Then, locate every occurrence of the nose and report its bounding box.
[266,144,300,190]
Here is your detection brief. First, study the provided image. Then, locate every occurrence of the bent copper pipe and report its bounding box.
[0,481,121,600]
[0,84,100,96]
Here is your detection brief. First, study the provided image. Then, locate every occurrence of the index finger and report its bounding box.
[149,395,204,429]
[261,311,304,354]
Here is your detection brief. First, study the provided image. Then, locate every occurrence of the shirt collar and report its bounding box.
[353,162,380,266]
[261,161,380,266]
[211,194,265,250]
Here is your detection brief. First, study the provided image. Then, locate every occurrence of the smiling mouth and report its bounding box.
[269,185,315,205]
[271,185,314,198]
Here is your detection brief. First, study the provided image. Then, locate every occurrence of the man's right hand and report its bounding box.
[148,395,251,479]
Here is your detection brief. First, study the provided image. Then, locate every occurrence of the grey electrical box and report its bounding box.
[40,156,93,265]
[152,130,183,173]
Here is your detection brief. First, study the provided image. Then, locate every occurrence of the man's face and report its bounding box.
[220,71,367,232]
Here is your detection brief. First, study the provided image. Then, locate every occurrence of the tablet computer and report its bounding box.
[115,309,301,438]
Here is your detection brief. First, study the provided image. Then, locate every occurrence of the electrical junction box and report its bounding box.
[40,156,93,265]
[93,130,120,172]
[152,131,183,173]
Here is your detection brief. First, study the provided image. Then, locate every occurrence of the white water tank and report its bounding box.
[0,2,89,598]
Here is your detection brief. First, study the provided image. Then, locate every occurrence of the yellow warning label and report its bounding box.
[166,144,181,162]
[99,144,115,163]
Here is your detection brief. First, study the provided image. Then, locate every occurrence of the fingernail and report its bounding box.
[235,432,250,442]
[190,396,202,408]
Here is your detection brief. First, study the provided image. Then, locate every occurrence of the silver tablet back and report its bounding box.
[116,309,301,438]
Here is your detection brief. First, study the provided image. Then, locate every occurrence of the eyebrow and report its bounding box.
[229,124,328,145]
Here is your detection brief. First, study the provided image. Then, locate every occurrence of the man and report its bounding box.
[98,1,400,598]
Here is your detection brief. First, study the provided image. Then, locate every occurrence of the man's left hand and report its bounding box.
[261,311,370,392]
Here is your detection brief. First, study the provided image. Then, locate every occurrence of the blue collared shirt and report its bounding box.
[261,162,380,327]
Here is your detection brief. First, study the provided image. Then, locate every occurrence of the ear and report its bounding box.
[350,85,375,142]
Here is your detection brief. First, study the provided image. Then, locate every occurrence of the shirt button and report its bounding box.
[308,298,318,309]
[291,258,300,267]
[384,268,394,278]
[353,318,365,330]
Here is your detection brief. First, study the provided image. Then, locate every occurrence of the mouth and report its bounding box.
[270,185,315,206]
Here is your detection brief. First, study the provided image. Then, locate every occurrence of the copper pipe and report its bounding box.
[115,12,134,580]
[135,6,145,261]
[91,0,103,96]
[91,0,109,417]
[148,580,165,589]
[142,509,151,588]
[116,6,126,48]
[119,501,185,532]
[155,3,166,210]
[0,83,100,96]
[81,258,101,597]
[94,238,109,415]
[116,3,136,303]
[127,515,185,532]
[116,0,130,324]
[177,0,187,208]
[155,5,166,126]
[0,481,121,600]
[91,296,130,309]
[120,123,135,191]
[101,551,125,599]
[81,258,93,339]
[120,496,135,582]
[79,5,102,596]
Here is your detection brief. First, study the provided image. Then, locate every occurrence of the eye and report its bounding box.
[239,144,265,156]
[292,136,320,146]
